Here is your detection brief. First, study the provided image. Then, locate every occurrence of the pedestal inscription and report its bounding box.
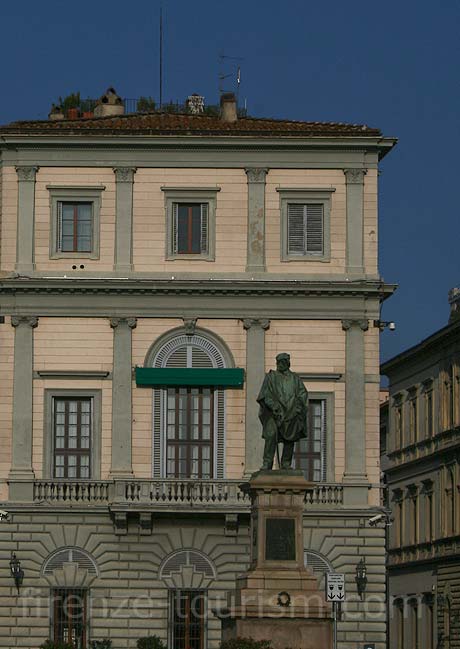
[265,518,296,561]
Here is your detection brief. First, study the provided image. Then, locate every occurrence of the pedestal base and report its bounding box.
[222,616,333,649]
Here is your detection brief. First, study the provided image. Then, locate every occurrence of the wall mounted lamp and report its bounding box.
[355,557,367,600]
[373,319,396,332]
[9,552,24,593]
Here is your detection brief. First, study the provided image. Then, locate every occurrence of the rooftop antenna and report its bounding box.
[219,52,244,99]
[159,2,164,108]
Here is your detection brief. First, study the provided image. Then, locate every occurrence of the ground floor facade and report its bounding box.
[1,507,386,649]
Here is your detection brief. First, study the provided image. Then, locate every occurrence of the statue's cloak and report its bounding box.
[257,369,308,442]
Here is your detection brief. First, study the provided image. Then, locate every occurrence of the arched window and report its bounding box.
[146,329,234,479]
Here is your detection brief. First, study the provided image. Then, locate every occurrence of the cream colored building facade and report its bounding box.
[0,102,395,648]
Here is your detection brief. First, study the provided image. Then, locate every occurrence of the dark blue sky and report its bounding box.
[1,0,459,363]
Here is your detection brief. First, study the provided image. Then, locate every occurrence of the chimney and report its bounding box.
[48,103,65,121]
[220,92,237,123]
[94,87,124,117]
[448,288,460,323]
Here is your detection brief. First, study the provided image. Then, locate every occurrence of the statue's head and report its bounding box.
[276,352,290,372]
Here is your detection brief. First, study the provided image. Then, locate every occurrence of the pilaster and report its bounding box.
[344,168,367,275]
[242,318,270,475]
[341,318,369,505]
[8,316,38,501]
[113,167,136,272]
[15,166,38,273]
[110,317,137,477]
[245,168,268,273]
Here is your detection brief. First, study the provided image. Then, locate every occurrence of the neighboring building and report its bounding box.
[0,92,396,648]
[381,289,460,649]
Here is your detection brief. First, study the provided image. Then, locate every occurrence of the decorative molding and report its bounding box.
[298,372,342,381]
[161,186,221,192]
[344,168,367,184]
[110,317,137,329]
[242,318,270,331]
[245,168,268,184]
[45,184,106,191]
[112,512,127,535]
[341,319,369,332]
[11,315,38,328]
[15,166,39,182]
[35,370,110,379]
[113,167,137,183]
[183,318,197,336]
[276,187,336,193]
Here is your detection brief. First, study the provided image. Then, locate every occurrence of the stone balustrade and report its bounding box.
[31,478,345,510]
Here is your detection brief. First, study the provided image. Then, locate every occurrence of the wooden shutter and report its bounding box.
[200,203,208,254]
[305,204,323,253]
[172,203,179,254]
[320,399,327,481]
[287,203,324,255]
[287,204,305,254]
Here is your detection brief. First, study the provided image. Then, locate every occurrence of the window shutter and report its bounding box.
[57,201,63,249]
[320,399,327,481]
[172,203,179,254]
[200,203,208,254]
[305,204,323,253]
[287,204,305,254]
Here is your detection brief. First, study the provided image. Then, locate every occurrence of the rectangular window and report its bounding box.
[394,401,403,450]
[53,397,92,479]
[58,202,92,253]
[170,590,205,649]
[48,185,104,259]
[294,399,326,482]
[173,203,208,255]
[166,387,214,479]
[409,394,418,444]
[425,389,433,437]
[52,588,87,649]
[163,187,218,261]
[278,188,333,262]
[287,203,324,256]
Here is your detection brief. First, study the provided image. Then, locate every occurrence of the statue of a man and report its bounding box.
[257,353,308,470]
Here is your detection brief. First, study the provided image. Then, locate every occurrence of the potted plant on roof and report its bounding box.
[59,91,81,119]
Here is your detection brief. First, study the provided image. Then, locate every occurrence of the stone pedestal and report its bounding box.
[216,471,333,649]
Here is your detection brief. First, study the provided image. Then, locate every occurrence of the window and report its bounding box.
[392,489,404,548]
[147,330,233,479]
[53,397,92,478]
[173,203,208,255]
[162,187,219,260]
[394,599,405,649]
[408,390,418,444]
[52,588,87,649]
[294,397,331,482]
[277,188,334,262]
[166,387,214,478]
[423,483,434,543]
[169,590,205,649]
[48,185,104,259]
[407,485,418,545]
[44,390,102,479]
[423,383,434,438]
[393,396,403,450]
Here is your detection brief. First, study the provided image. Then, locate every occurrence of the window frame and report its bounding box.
[293,391,334,482]
[43,389,102,480]
[51,587,88,649]
[162,187,220,261]
[169,589,206,649]
[277,188,334,262]
[48,186,104,260]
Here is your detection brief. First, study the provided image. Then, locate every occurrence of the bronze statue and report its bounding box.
[257,353,308,470]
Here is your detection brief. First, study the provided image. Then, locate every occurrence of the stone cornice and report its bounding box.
[0,277,395,298]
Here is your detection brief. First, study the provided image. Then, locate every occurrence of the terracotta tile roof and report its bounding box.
[0,112,382,137]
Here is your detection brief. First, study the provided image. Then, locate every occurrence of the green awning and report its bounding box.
[135,367,245,388]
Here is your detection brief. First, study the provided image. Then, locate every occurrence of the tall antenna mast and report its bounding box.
[159,3,163,107]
